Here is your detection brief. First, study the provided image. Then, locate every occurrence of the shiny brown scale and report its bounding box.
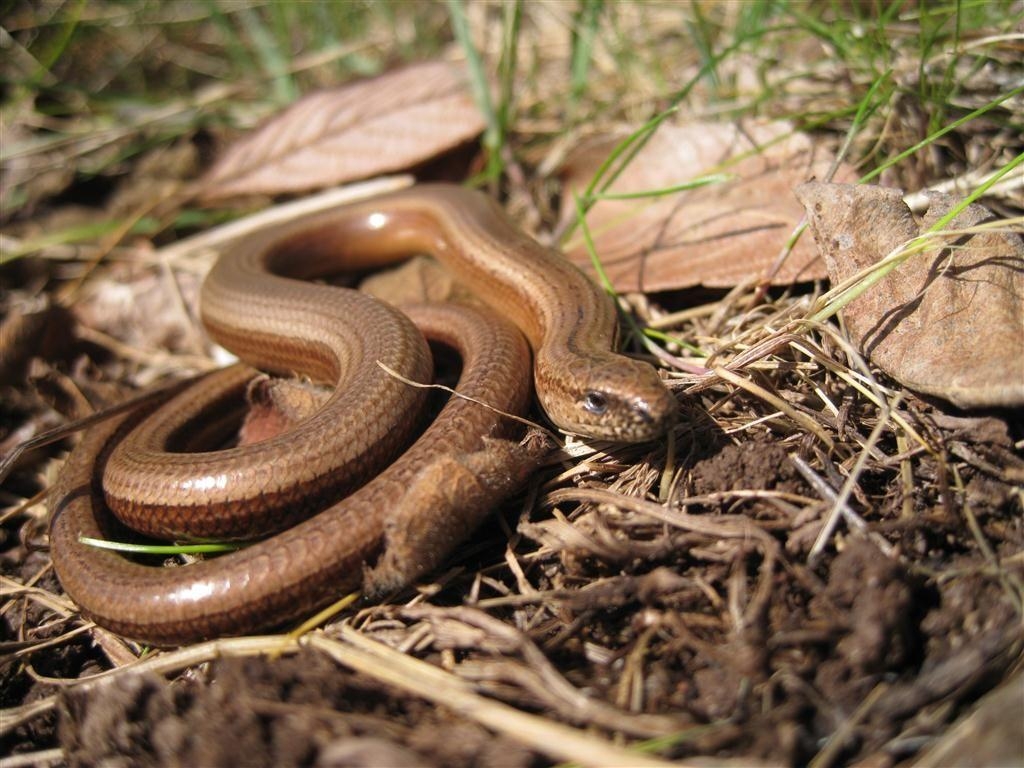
[48,184,676,644]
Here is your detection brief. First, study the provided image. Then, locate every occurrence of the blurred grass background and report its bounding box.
[1,0,1021,229]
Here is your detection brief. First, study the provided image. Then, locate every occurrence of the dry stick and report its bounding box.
[950,441,1024,485]
[806,392,901,565]
[741,540,778,634]
[0,487,47,527]
[789,455,895,562]
[793,323,926,448]
[400,604,684,738]
[0,575,77,621]
[0,623,96,665]
[658,427,676,502]
[789,456,864,531]
[894,429,917,518]
[699,327,903,448]
[616,625,656,711]
[540,487,781,550]
[688,311,931,464]
[58,182,184,301]
[74,324,215,371]
[0,699,56,741]
[0,624,762,766]
[712,365,835,449]
[0,747,65,768]
[311,627,713,768]
[0,569,71,657]
[0,635,302,736]
[809,682,891,768]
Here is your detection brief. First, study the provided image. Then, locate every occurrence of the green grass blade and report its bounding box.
[447,0,502,181]
[79,536,241,555]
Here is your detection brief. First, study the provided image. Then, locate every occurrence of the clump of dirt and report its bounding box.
[58,649,532,768]
[810,540,926,709]
[688,438,809,499]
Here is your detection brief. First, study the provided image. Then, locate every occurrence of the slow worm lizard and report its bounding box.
[48,184,675,643]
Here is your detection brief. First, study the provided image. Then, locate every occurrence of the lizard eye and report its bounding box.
[583,391,609,415]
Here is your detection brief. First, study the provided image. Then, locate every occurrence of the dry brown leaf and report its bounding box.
[73,262,203,358]
[359,256,463,307]
[796,182,1024,409]
[199,61,485,201]
[560,121,856,292]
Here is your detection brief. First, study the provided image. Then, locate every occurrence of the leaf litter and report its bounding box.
[198,60,487,201]
[1,4,1023,768]
[559,120,858,292]
[797,181,1024,409]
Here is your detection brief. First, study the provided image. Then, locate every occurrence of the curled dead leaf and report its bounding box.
[796,182,1024,409]
[561,121,855,292]
[359,256,463,308]
[364,432,551,596]
[199,61,485,201]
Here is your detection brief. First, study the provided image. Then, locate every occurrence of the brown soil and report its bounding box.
[3,387,1022,766]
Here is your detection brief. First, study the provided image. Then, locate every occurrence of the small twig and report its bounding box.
[0,747,65,768]
[802,393,901,564]
[0,623,95,666]
[790,455,895,563]
[311,626,688,767]
[375,360,558,442]
[712,365,835,450]
[540,486,783,551]
[955,465,1024,616]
